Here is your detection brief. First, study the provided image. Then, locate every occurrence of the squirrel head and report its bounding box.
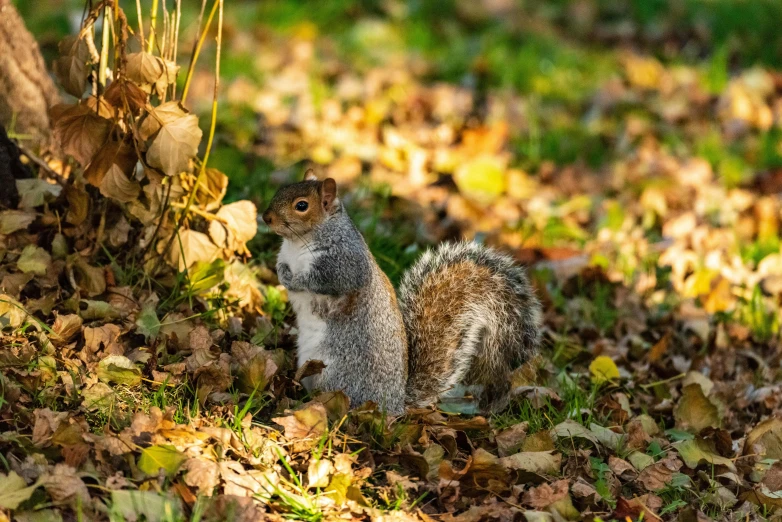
[262,169,340,239]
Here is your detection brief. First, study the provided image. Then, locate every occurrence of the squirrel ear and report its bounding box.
[304,169,318,182]
[321,178,337,211]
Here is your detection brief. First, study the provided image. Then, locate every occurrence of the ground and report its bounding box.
[3,0,782,520]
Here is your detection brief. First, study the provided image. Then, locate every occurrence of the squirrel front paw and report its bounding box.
[277,263,294,288]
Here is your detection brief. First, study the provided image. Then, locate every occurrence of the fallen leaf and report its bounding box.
[110,490,183,522]
[676,438,737,472]
[272,402,328,441]
[182,458,219,496]
[590,355,620,384]
[675,383,721,432]
[16,179,62,209]
[499,451,561,475]
[0,472,40,509]
[166,229,220,271]
[0,210,36,234]
[636,455,683,491]
[97,355,142,386]
[17,245,51,275]
[138,445,187,477]
[209,200,258,253]
[522,479,569,509]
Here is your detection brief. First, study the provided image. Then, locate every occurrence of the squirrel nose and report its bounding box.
[262,210,273,225]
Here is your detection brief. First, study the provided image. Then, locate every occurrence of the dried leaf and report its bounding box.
[52,35,89,97]
[16,179,62,208]
[126,52,164,87]
[100,163,141,202]
[141,102,202,176]
[0,472,39,509]
[183,458,219,496]
[50,103,112,166]
[209,200,258,253]
[166,229,220,271]
[272,402,328,441]
[636,455,683,491]
[0,210,36,234]
[675,383,721,432]
[499,451,561,475]
[522,479,569,509]
[17,245,51,275]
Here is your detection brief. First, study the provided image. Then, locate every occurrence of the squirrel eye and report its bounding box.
[295,201,309,212]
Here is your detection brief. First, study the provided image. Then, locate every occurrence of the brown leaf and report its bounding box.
[272,402,328,441]
[83,323,122,354]
[140,102,202,177]
[69,255,106,297]
[104,78,147,114]
[84,136,137,187]
[209,200,258,253]
[52,35,89,98]
[495,422,528,457]
[675,383,721,432]
[50,103,112,166]
[522,479,569,509]
[745,417,782,460]
[64,185,90,225]
[126,52,164,87]
[182,458,219,496]
[42,464,90,505]
[636,455,683,491]
[51,314,82,346]
[166,229,220,272]
[100,164,141,202]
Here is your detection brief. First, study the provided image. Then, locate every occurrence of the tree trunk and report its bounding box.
[0,0,60,146]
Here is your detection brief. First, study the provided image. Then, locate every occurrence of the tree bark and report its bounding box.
[0,0,60,146]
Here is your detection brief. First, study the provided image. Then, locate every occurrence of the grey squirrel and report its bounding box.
[262,170,542,414]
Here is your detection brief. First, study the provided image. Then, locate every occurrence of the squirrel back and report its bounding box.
[399,242,542,408]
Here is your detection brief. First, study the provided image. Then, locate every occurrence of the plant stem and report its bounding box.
[147,0,158,53]
[181,0,219,106]
[135,0,145,49]
[98,6,112,91]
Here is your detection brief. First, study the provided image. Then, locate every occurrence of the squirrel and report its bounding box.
[262,170,542,415]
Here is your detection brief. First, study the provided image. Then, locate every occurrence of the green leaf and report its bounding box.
[0,472,40,510]
[135,304,161,340]
[17,245,51,275]
[137,445,187,477]
[16,179,62,208]
[675,438,736,472]
[97,355,142,386]
[110,490,183,522]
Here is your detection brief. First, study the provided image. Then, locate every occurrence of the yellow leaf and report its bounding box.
[589,356,620,384]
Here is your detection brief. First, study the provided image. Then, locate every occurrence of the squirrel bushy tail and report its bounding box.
[398,242,542,408]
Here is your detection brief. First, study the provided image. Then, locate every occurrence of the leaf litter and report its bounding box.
[4,1,782,521]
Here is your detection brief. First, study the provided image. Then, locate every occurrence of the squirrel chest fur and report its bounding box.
[263,171,541,415]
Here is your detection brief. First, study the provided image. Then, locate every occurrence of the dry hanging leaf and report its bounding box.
[84,136,137,187]
[104,79,148,115]
[209,200,258,252]
[53,35,90,97]
[126,52,165,88]
[140,102,202,177]
[50,103,112,166]
[100,164,141,202]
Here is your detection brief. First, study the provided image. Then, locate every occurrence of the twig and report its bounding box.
[16,144,66,186]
